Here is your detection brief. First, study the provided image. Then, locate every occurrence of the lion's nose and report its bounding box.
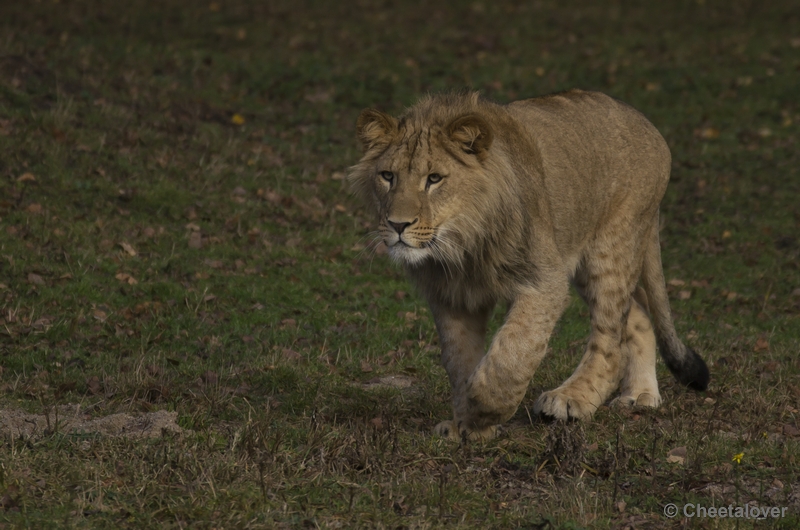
[388,219,416,235]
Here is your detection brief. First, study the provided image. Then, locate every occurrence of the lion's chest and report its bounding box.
[409,253,532,311]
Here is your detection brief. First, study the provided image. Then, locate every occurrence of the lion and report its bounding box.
[347,90,709,441]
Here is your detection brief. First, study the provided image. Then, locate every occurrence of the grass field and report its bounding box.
[1,0,799,527]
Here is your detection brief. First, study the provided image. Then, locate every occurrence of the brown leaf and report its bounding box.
[369,417,383,429]
[114,272,138,285]
[667,278,685,287]
[694,127,720,139]
[282,348,303,361]
[205,259,224,269]
[17,172,36,183]
[27,273,45,285]
[754,337,769,352]
[0,485,19,511]
[678,290,692,300]
[667,446,687,465]
[761,361,778,372]
[26,203,43,213]
[305,90,332,103]
[188,232,203,249]
[118,242,137,257]
[201,370,218,385]
[783,424,800,437]
[401,311,418,322]
[360,360,373,373]
[86,375,103,395]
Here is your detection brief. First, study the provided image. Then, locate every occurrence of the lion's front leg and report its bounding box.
[429,301,494,441]
[443,280,569,440]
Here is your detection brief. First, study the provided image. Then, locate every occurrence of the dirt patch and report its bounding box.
[361,374,416,390]
[0,405,188,439]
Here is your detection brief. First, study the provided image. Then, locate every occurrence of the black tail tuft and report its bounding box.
[680,347,710,391]
[659,342,710,391]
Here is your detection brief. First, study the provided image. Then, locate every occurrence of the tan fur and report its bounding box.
[348,90,708,441]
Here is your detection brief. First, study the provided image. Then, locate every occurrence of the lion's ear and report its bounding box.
[356,109,398,151]
[447,114,493,160]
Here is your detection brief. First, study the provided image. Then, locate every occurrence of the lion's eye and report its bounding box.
[427,173,443,186]
[380,171,394,183]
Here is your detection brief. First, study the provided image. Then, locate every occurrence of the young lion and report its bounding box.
[348,90,709,441]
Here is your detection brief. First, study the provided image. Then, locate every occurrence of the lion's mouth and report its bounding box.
[393,237,435,249]
[387,234,434,249]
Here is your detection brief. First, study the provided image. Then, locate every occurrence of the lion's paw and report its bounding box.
[610,392,662,409]
[432,420,500,442]
[533,389,598,420]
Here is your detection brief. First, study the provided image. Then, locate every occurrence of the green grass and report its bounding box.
[1,0,799,527]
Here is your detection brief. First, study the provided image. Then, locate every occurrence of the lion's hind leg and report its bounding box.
[534,216,653,421]
[611,295,662,409]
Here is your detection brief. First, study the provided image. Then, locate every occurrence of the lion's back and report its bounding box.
[504,90,672,255]
[508,90,670,178]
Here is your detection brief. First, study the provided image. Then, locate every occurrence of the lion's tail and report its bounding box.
[636,219,709,391]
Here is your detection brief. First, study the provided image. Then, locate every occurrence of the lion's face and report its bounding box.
[348,105,494,268]
[370,139,467,266]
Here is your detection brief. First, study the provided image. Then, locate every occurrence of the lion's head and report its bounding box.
[348,93,518,271]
